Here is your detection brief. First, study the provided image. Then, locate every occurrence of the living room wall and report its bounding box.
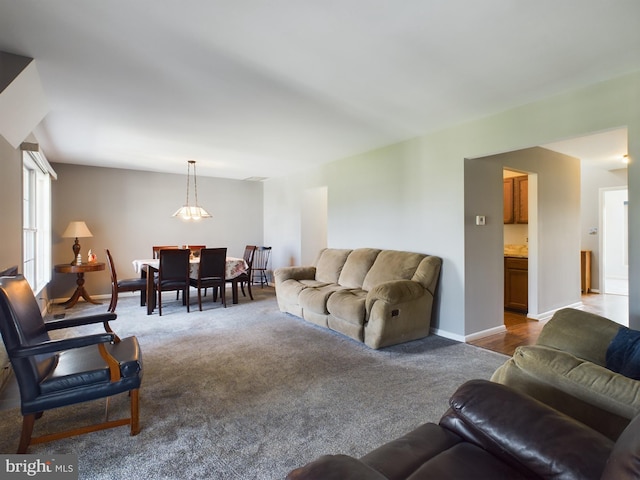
[0,136,21,273]
[49,163,264,301]
[263,70,640,339]
[465,147,581,336]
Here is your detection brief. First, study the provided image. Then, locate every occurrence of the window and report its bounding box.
[22,147,55,294]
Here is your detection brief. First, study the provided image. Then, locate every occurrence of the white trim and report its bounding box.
[429,327,465,342]
[431,324,509,343]
[21,143,57,179]
[526,302,583,321]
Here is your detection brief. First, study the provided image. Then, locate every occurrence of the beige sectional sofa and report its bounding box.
[274,248,442,349]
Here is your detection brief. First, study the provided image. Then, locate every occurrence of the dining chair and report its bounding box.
[190,248,227,310]
[227,245,256,301]
[251,246,272,287]
[0,265,18,276]
[152,246,188,300]
[0,275,143,453]
[152,245,180,259]
[187,245,206,258]
[106,249,147,312]
[154,248,191,316]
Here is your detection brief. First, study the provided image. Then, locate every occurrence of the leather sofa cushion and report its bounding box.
[315,249,352,284]
[508,345,640,419]
[287,454,387,480]
[362,251,424,292]
[40,336,142,394]
[327,289,367,326]
[338,248,381,288]
[405,443,529,479]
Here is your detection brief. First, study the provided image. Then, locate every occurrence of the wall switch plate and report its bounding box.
[476,215,486,226]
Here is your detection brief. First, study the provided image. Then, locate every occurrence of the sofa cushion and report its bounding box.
[299,284,348,315]
[315,249,352,284]
[606,326,640,380]
[362,250,425,292]
[338,248,381,288]
[327,289,368,326]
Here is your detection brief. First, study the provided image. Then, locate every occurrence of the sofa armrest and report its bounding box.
[492,345,640,424]
[537,308,621,366]
[440,379,614,480]
[286,454,387,480]
[365,280,424,311]
[274,266,317,284]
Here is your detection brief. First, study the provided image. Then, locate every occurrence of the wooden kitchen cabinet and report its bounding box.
[503,175,528,224]
[505,256,528,312]
[503,178,514,223]
[581,250,591,293]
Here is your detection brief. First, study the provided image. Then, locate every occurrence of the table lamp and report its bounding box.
[62,221,93,264]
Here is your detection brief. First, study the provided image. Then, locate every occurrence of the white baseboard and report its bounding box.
[527,301,583,321]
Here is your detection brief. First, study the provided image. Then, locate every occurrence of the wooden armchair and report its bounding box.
[0,275,142,453]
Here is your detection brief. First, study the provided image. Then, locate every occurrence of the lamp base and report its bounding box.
[71,238,81,265]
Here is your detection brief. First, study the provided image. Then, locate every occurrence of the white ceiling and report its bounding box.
[542,128,629,171]
[1,1,638,180]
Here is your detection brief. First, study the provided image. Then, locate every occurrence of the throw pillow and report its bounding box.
[606,326,640,380]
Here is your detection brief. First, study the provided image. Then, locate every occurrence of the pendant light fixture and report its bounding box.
[172,160,212,220]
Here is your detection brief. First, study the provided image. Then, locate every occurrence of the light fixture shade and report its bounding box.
[62,221,93,238]
[173,160,212,220]
[172,205,212,220]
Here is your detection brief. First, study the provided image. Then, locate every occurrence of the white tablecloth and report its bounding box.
[132,257,247,279]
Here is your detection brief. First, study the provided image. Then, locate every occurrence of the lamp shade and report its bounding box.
[62,221,93,238]
[172,160,212,220]
[172,205,212,221]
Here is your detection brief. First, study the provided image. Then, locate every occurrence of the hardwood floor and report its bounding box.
[469,293,629,356]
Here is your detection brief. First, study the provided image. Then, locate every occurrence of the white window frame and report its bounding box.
[22,149,54,294]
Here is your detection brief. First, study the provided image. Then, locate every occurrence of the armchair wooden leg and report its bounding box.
[130,389,140,436]
[18,414,36,454]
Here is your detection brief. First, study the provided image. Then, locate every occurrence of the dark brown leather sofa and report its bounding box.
[287,380,640,480]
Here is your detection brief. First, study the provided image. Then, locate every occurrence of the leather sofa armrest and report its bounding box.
[286,454,387,480]
[274,266,317,283]
[366,280,424,310]
[601,413,640,480]
[440,380,614,480]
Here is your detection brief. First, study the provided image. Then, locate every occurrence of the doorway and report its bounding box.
[601,187,629,296]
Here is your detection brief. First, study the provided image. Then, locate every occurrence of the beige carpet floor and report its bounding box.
[0,286,507,479]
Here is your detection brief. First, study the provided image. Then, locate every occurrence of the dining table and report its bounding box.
[132,256,248,314]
